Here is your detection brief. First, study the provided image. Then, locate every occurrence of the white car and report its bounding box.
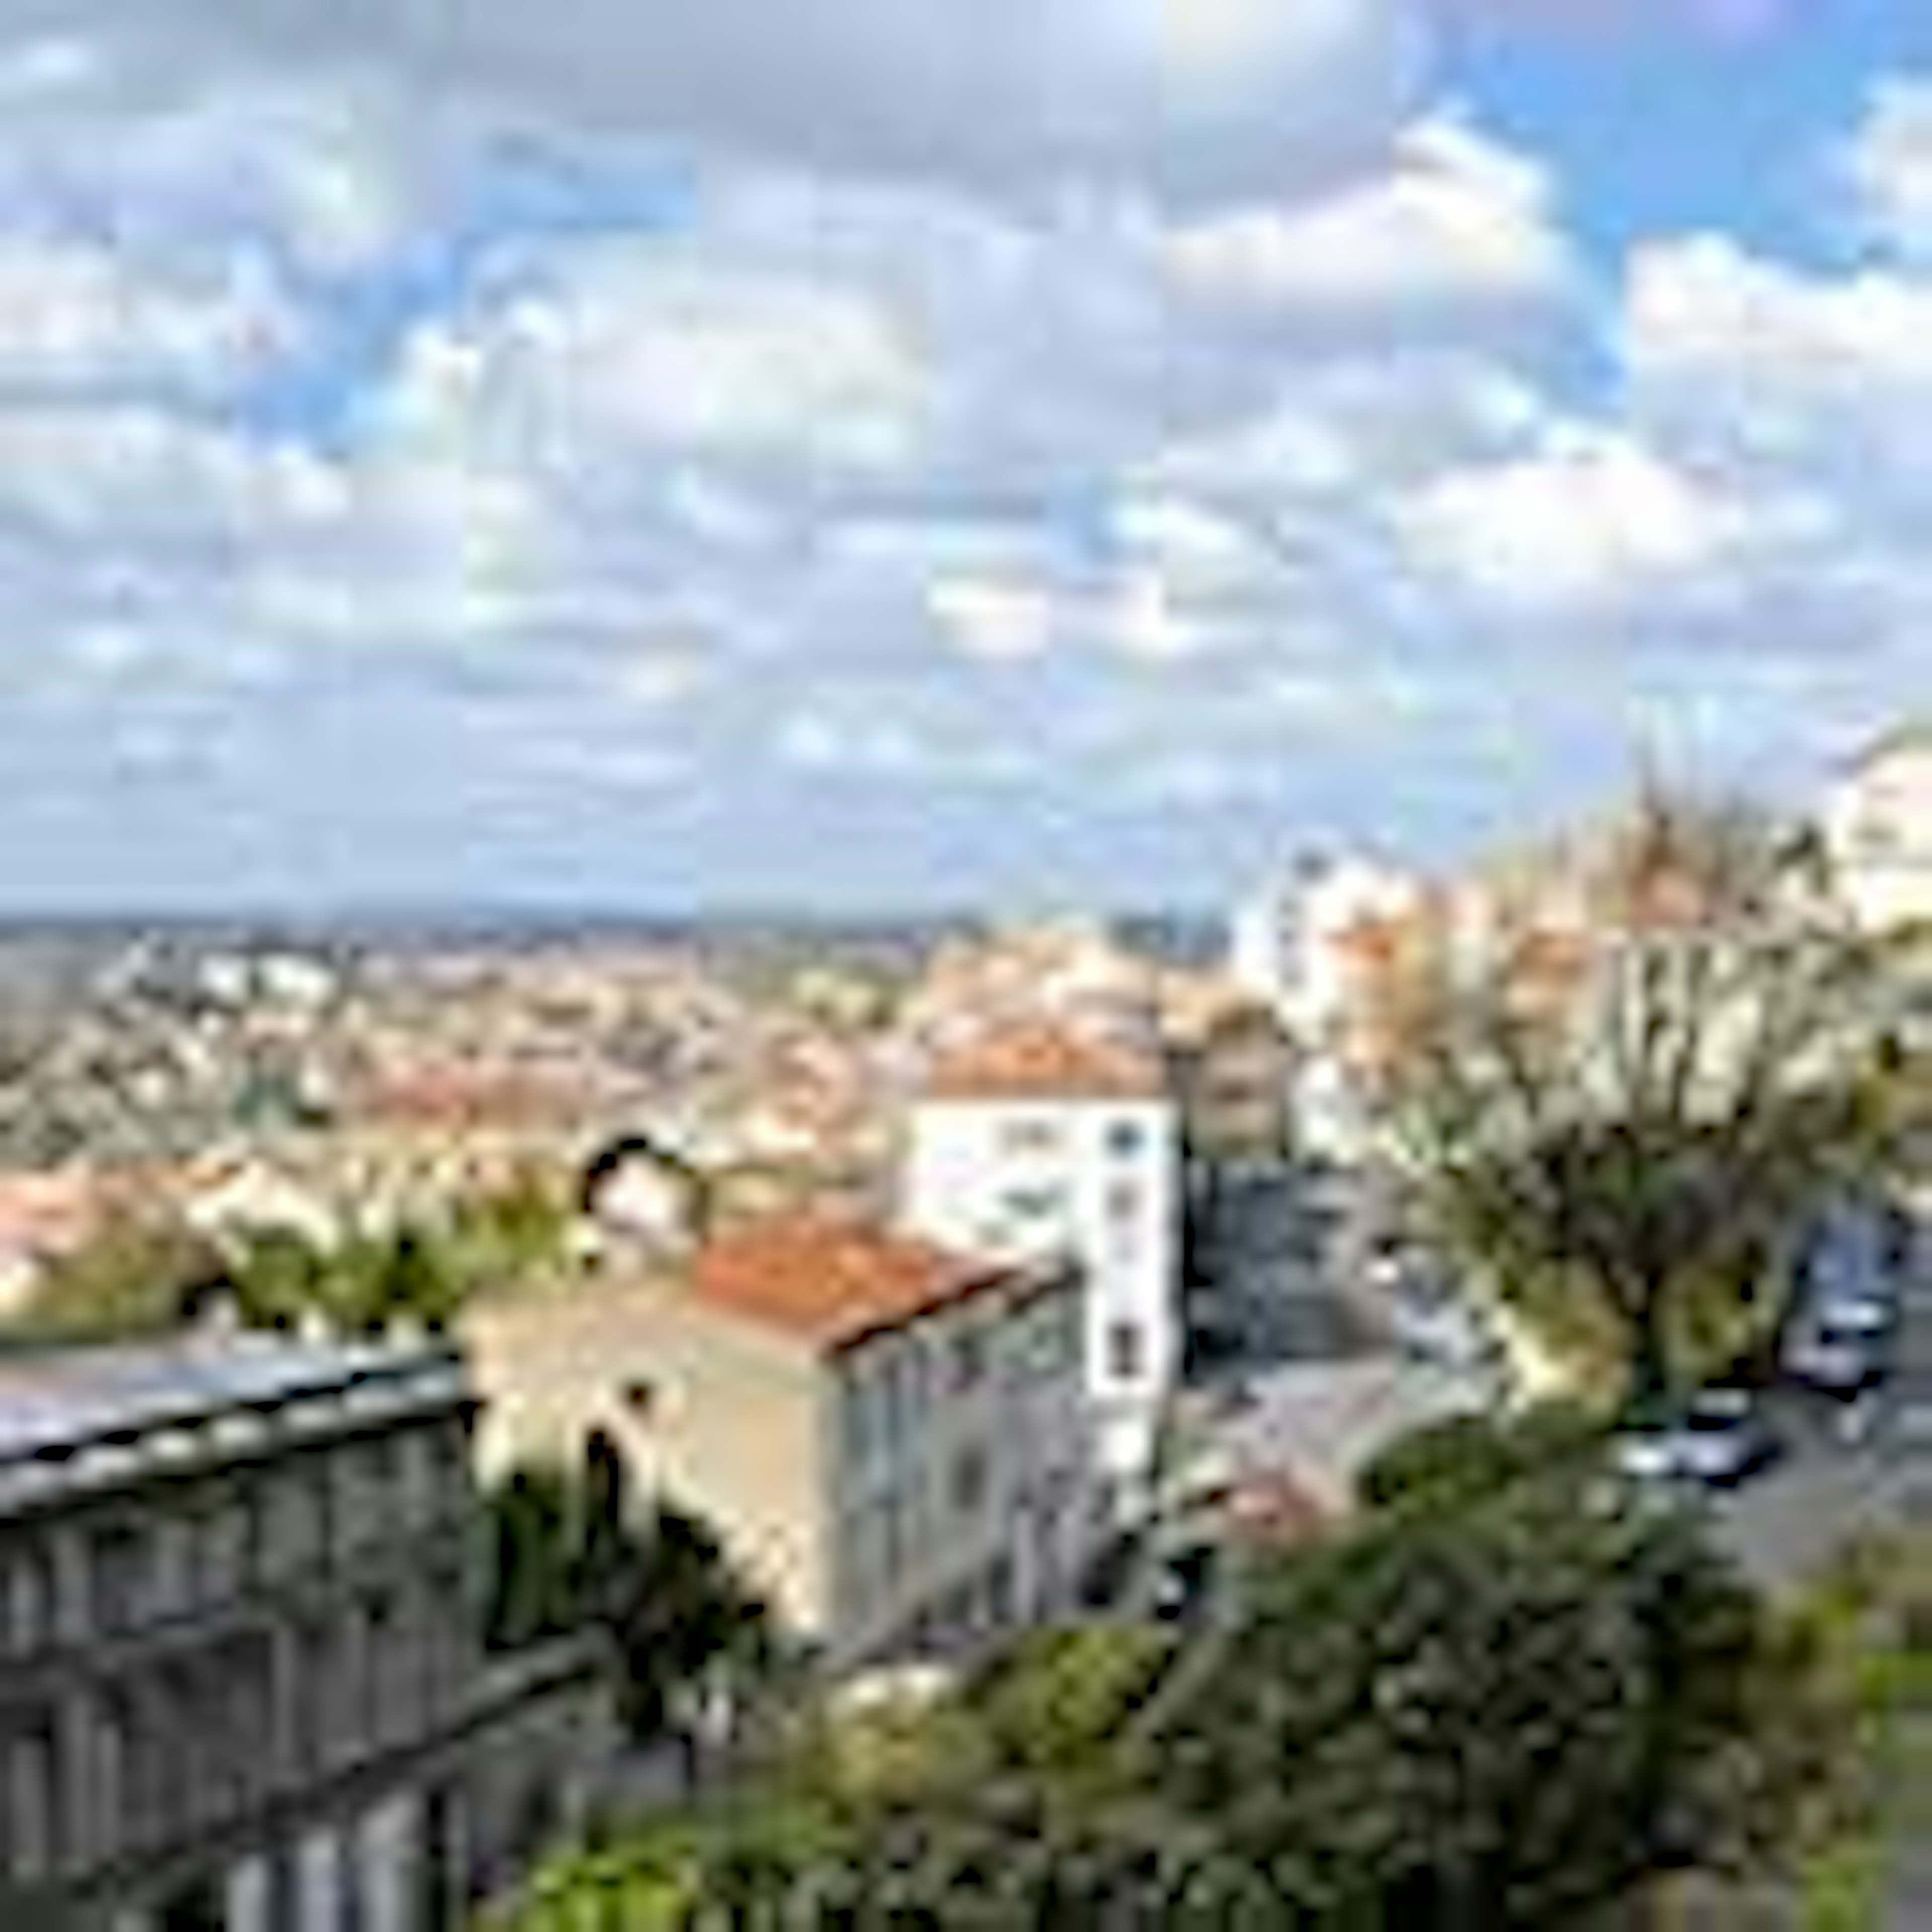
[1384,1295,1499,1372]
[1784,1316,1888,1395]
[1616,1389,1782,1487]
[1810,1291,1893,1337]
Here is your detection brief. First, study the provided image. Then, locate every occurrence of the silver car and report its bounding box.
[1784,1316,1888,1395]
[1616,1389,1781,1487]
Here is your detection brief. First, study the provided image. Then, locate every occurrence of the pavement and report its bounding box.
[1877,1212,1932,1927]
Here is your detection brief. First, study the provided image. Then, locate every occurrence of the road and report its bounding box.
[1184,1161,1383,1376]
[1879,1205,1932,1928]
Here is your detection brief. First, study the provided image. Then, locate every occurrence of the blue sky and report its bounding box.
[0,0,1924,915]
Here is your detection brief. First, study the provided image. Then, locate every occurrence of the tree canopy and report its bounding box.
[1384,788,1918,1401]
[495,1414,1858,1929]
[476,1437,774,1746]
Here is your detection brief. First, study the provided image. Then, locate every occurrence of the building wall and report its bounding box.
[465,1276,830,1638]
[0,1351,493,1930]
[904,1098,1179,1489]
[822,1272,1096,1669]
[1176,1013,1296,1169]
[1826,741,1932,934]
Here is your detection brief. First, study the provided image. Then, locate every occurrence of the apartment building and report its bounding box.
[0,1330,611,1931]
[1170,997,1297,1173]
[1824,723,1932,935]
[901,1022,1180,1498]
[1229,855,1428,1162]
[466,1215,1098,1673]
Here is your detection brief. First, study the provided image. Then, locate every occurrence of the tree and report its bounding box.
[21,1208,224,1341]
[1386,788,1916,1405]
[496,1414,1858,1930]
[1135,1456,1856,1927]
[609,1500,773,1744]
[475,1444,773,1749]
[1356,1401,1607,1516]
[478,1461,584,1651]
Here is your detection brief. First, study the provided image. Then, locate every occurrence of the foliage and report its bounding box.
[607,1498,774,1741]
[965,1623,1178,1786]
[1140,1465,1854,1928]
[19,1208,224,1340]
[1387,788,1917,1403]
[221,1222,469,1334]
[1356,1401,1609,1515]
[476,1439,773,1747]
[497,1417,1856,1930]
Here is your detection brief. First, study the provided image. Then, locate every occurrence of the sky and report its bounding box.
[0,0,1926,916]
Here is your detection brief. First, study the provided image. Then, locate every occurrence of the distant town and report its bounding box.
[0,725,1925,1926]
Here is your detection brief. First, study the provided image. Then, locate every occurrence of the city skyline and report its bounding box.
[0,2,1925,911]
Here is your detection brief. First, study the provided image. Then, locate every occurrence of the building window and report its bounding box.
[0,1545,51,1659]
[999,1118,1063,1157]
[1002,1185,1063,1227]
[1107,1119,1146,1159]
[983,1554,1015,1626]
[622,1379,657,1421]
[4,1717,59,1881]
[950,1446,989,1517]
[950,1323,986,1393]
[879,1344,926,1463]
[192,1487,247,1609]
[839,1365,876,1475]
[1106,1178,1142,1224]
[879,1496,908,1593]
[90,1522,148,1637]
[1107,1320,1145,1384]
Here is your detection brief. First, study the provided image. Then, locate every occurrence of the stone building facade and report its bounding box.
[468,1215,1102,1674]
[0,1331,613,1930]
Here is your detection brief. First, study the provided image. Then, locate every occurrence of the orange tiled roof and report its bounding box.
[921,1019,1165,1103]
[1218,1471,1335,1547]
[0,1171,100,1256]
[690,1214,1022,1351]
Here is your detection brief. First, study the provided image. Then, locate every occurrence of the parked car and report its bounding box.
[1783,1314,1890,1396]
[1376,1270,1505,1376]
[1809,1289,1894,1337]
[1615,1387,1783,1488]
[1150,1543,1220,1625]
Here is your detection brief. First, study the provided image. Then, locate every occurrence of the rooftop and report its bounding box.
[1843,718,1932,774]
[690,1213,1026,1352]
[0,1331,454,1467]
[920,1018,1166,1104]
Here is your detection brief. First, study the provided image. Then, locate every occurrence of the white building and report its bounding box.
[1230,855,1425,1162]
[1823,723,1932,934]
[900,1021,1180,1500]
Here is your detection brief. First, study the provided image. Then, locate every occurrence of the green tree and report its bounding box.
[1356,1401,1608,1515]
[476,1443,773,1749]
[609,1500,773,1743]
[478,1461,583,1651]
[1388,789,1916,1405]
[1138,1459,1855,1927]
[20,1208,223,1340]
[496,1417,1857,1930]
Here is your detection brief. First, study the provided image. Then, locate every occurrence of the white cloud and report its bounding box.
[0,233,294,395]
[1398,427,1744,614]
[30,0,1426,208]
[379,249,933,481]
[1625,234,1932,398]
[927,577,1057,663]
[1157,116,1573,330]
[1838,76,1932,260]
[0,37,441,276]
[1619,232,1932,518]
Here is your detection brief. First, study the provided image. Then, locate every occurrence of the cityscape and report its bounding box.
[0,3,1929,1929]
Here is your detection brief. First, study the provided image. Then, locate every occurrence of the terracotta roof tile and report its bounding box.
[690,1213,1023,1352]
[921,1019,1165,1103]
